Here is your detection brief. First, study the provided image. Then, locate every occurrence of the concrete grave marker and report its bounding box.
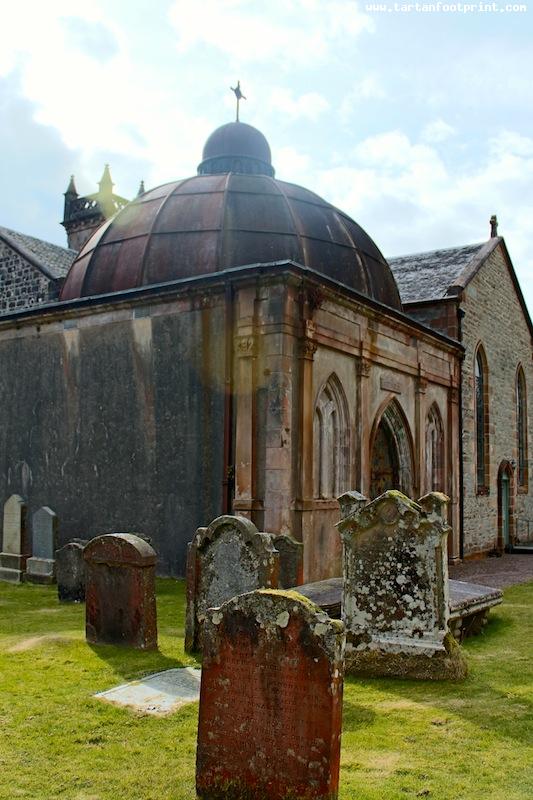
[196,589,344,800]
[56,539,88,602]
[0,494,29,583]
[185,515,279,653]
[84,533,157,649]
[26,506,58,584]
[338,490,467,680]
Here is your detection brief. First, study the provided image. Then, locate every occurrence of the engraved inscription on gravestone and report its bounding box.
[196,589,344,800]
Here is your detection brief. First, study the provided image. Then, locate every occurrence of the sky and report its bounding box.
[1,0,532,310]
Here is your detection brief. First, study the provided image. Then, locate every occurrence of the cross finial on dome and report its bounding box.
[230,81,246,122]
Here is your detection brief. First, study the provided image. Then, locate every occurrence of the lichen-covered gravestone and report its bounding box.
[196,589,344,800]
[271,533,303,588]
[84,533,157,649]
[56,539,88,602]
[0,494,29,583]
[338,490,467,680]
[185,515,279,653]
[26,507,59,584]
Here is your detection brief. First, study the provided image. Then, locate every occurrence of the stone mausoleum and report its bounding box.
[0,118,530,578]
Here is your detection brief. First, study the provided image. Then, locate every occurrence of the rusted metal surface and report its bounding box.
[60,173,401,310]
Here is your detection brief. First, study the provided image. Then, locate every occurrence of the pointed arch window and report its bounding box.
[426,403,444,493]
[516,367,528,490]
[313,374,350,499]
[475,346,489,492]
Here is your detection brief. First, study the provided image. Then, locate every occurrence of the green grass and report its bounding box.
[0,579,532,800]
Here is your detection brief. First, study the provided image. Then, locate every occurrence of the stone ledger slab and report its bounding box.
[95,667,201,715]
[196,589,344,800]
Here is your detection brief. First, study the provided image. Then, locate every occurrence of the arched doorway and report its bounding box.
[497,461,514,551]
[370,400,414,499]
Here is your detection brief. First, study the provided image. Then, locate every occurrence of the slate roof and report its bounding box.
[389,243,486,303]
[0,226,77,279]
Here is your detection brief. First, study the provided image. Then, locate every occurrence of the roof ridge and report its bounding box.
[388,241,485,261]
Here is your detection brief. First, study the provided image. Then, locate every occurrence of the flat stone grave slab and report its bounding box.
[448,579,502,640]
[94,667,201,715]
[293,577,502,638]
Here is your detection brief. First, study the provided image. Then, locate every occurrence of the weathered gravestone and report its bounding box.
[337,490,368,520]
[84,533,157,649]
[0,494,29,583]
[338,490,467,680]
[196,589,344,800]
[185,515,279,653]
[271,533,304,588]
[26,507,59,584]
[56,539,88,602]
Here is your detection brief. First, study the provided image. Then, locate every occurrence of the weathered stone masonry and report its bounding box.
[461,245,533,554]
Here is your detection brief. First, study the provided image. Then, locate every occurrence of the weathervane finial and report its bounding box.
[230,81,246,122]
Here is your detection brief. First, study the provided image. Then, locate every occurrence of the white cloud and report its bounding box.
[421,119,456,144]
[339,75,386,121]
[309,127,533,312]
[168,0,373,65]
[267,89,329,122]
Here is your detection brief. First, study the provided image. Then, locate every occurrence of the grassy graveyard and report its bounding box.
[0,578,531,800]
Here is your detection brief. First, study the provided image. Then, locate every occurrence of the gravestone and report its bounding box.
[197,589,344,800]
[337,489,367,520]
[56,539,88,602]
[338,490,467,680]
[84,533,157,649]
[185,515,279,653]
[26,507,59,584]
[0,494,29,583]
[271,533,303,588]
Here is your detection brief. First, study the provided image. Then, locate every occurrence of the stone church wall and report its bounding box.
[0,297,226,576]
[0,241,57,313]
[461,243,533,555]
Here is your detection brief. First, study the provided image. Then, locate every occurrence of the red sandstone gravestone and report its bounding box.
[84,533,157,649]
[196,589,345,800]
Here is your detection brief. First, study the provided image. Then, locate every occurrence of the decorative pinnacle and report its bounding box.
[230,81,246,122]
[65,174,78,196]
[137,180,145,197]
[490,214,498,238]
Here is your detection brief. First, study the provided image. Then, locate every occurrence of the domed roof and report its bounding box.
[60,125,401,310]
[198,122,274,177]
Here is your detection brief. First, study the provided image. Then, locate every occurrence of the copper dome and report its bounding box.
[60,125,401,310]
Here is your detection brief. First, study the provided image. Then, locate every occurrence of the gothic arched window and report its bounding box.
[516,366,528,489]
[475,346,489,492]
[313,374,350,499]
[426,403,444,493]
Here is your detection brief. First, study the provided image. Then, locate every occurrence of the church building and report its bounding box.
[0,119,529,579]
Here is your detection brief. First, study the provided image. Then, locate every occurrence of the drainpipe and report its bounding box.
[458,305,465,560]
[222,283,235,513]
